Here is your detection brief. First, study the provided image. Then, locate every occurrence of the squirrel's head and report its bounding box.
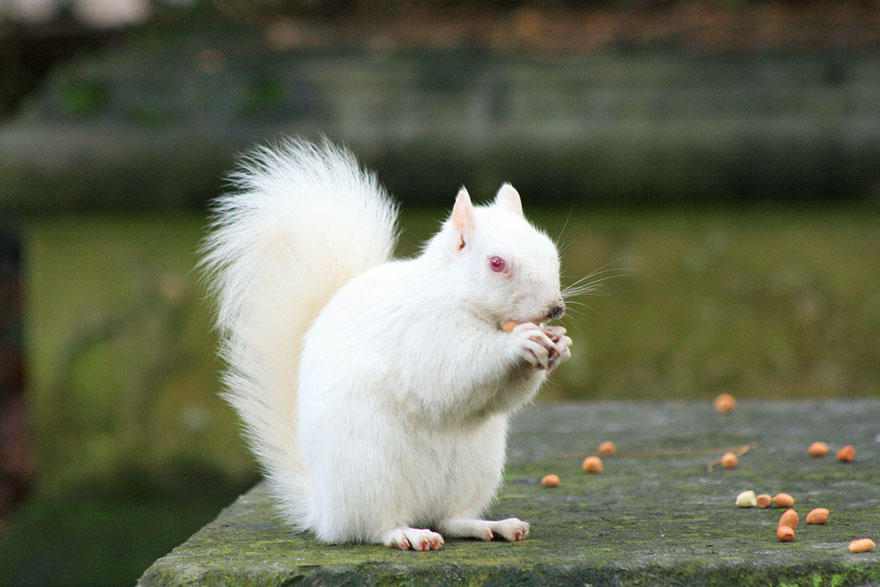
[433,184,564,327]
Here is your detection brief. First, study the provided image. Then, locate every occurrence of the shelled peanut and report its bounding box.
[773,493,794,508]
[777,509,799,542]
[501,320,519,333]
[714,393,736,413]
[582,456,603,473]
[849,538,875,553]
[541,474,560,488]
[837,445,856,462]
[808,442,828,457]
[598,441,616,456]
[806,508,829,524]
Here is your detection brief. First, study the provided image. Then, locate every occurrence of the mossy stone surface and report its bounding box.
[139,401,880,586]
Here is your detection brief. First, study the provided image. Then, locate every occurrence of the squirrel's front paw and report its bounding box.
[509,322,557,370]
[543,325,572,372]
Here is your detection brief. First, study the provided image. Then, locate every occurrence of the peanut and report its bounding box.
[837,445,855,462]
[756,494,772,508]
[714,393,736,413]
[848,538,875,553]
[777,526,795,542]
[721,452,738,468]
[541,474,560,488]
[806,508,829,524]
[598,441,616,456]
[501,320,519,333]
[735,490,757,507]
[582,456,603,473]
[808,441,828,457]
[778,508,799,530]
[773,493,794,508]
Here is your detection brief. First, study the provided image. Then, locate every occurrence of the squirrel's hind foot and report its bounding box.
[385,527,444,551]
[438,517,530,542]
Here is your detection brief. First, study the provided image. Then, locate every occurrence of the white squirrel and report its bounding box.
[200,137,572,551]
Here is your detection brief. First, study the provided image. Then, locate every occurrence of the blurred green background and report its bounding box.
[1,1,879,585]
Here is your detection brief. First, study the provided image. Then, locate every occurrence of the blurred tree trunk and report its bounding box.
[0,224,30,529]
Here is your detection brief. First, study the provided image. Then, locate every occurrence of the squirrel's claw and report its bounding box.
[510,322,558,370]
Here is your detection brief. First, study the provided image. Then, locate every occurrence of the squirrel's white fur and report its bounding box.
[201,137,571,551]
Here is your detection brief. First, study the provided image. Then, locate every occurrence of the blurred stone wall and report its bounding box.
[1,18,879,209]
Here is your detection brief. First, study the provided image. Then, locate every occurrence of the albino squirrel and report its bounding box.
[201,138,572,551]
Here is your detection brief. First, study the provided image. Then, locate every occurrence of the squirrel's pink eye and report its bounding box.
[488,256,507,273]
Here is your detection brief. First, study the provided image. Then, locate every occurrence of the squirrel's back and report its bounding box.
[199,138,398,526]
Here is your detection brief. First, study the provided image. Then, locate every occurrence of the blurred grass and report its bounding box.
[2,204,879,585]
[539,205,880,401]
[24,215,255,493]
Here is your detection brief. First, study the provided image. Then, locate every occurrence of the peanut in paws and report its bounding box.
[504,321,571,372]
[501,320,519,333]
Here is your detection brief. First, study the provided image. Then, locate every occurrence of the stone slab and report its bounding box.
[139,400,880,585]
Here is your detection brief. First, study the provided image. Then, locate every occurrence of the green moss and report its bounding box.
[140,401,880,586]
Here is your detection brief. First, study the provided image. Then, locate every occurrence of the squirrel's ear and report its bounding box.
[494,183,524,217]
[452,187,475,251]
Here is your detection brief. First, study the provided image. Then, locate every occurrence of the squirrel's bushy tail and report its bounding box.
[199,138,398,526]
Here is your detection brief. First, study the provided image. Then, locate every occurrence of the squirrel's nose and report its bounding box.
[546,301,565,321]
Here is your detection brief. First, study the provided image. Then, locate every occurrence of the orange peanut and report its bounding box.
[777,526,795,542]
[582,456,603,473]
[714,393,736,413]
[598,441,616,456]
[848,538,875,553]
[773,493,794,508]
[808,442,829,457]
[837,445,855,462]
[778,509,799,530]
[806,508,829,524]
[541,474,560,488]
